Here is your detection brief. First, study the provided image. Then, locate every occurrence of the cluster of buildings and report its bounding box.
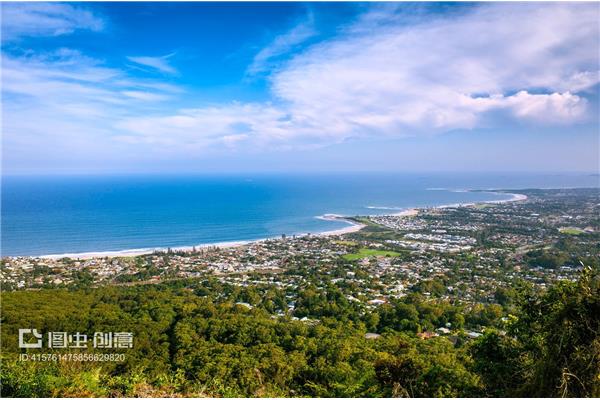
[2,189,598,320]
[1,237,348,290]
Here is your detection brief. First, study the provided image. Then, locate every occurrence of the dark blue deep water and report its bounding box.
[2,172,598,256]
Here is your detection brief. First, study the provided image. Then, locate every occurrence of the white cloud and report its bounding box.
[1,3,103,40]
[269,3,598,138]
[121,90,169,102]
[127,54,178,75]
[1,50,182,167]
[465,91,588,124]
[246,13,317,76]
[115,103,293,149]
[2,3,599,171]
[116,3,598,152]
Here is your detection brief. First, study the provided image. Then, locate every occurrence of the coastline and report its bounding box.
[29,190,527,260]
[435,192,528,209]
[314,214,366,237]
[391,208,420,217]
[41,216,365,260]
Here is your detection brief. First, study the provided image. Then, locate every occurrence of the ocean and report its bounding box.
[2,172,598,257]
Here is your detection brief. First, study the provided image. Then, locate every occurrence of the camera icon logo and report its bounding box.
[19,328,43,348]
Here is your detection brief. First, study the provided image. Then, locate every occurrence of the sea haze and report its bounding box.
[2,172,598,256]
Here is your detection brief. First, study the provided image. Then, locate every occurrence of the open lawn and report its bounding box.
[343,248,401,261]
[473,203,495,209]
[334,240,358,246]
[559,227,585,235]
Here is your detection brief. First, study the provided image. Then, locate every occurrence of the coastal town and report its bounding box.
[3,0,600,396]
[2,187,599,397]
[3,189,598,318]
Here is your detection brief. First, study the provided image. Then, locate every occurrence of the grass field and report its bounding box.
[559,227,585,235]
[473,203,495,209]
[343,248,401,261]
[334,240,358,246]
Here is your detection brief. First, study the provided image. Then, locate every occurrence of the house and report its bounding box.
[417,331,439,340]
[466,331,482,339]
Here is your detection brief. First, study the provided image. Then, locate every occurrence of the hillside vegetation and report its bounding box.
[1,267,598,397]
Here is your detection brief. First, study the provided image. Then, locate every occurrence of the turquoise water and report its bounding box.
[2,172,598,256]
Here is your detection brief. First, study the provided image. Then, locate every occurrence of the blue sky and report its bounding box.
[1,2,599,174]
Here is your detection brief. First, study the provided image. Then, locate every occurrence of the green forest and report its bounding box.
[1,266,599,397]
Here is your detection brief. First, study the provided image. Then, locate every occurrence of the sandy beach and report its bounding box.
[435,192,528,209]
[315,214,366,236]
[391,208,419,217]
[489,193,528,203]
[41,239,260,260]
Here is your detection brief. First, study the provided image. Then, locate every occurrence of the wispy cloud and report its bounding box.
[1,2,103,40]
[120,90,170,102]
[269,3,598,136]
[127,53,178,75]
[246,13,317,76]
[118,3,599,151]
[2,49,180,170]
[2,3,599,173]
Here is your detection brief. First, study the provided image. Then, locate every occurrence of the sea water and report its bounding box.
[2,172,598,256]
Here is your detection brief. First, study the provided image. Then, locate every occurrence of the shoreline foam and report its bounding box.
[314,214,366,236]
[434,192,527,209]
[31,190,527,260]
